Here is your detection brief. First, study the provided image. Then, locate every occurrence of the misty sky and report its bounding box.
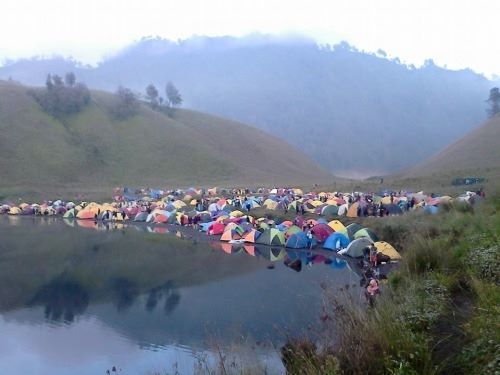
[1,0,499,77]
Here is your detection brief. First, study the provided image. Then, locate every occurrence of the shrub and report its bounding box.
[468,246,500,284]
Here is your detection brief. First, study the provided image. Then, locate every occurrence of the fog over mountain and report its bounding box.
[1,35,495,177]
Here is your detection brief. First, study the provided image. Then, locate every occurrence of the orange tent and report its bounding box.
[346,202,359,218]
[242,229,260,243]
[77,210,96,220]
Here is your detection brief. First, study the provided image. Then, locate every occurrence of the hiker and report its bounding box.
[306,229,314,249]
[365,279,380,307]
[369,244,378,267]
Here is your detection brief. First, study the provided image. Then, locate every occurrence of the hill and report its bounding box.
[0,80,330,196]
[404,115,500,178]
[0,35,495,176]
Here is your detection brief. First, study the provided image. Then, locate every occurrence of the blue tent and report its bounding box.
[286,232,310,249]
[323,232,350,251]
[199,221,216,232]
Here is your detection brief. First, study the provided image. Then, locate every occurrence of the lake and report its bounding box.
[0,216,364,374]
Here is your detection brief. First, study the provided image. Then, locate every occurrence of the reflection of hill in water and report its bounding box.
[89,261,360,349]
[0,217,264,313]
[0,217,362,349]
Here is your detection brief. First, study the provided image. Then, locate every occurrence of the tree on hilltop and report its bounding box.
[65,72,76,87]
[31,72,90,117]
[111,86,139,120]
[486,87,500,118]
[145,84,159,109]
[165,81,182,108]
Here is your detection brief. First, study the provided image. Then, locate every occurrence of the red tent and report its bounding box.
[208,222,225,235]
[311,223,334,242]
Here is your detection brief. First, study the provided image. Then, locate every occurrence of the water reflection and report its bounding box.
[0,216,361,374]
[29,278,89,323]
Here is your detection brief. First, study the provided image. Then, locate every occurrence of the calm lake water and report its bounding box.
[0,216,364,375]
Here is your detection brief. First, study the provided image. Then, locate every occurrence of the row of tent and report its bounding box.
[206,216,401,261]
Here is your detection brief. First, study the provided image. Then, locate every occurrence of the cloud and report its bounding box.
[1,0,499,76]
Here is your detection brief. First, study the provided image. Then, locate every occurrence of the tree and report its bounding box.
[46,74,54,91]
[145,84,159,108]
[112,86,139,119]
[165,81,182,108]
[31,72,91,117]
[52,74,63,87]
[65,72,76,87]
[486,87,500,118]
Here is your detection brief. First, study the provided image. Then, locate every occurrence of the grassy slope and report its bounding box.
[0,81,331,198]
[402,115,500,179]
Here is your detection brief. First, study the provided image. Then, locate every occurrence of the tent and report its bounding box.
[323,232,350,251]
[337,204,349,216]
[242,229,261,243]
[354,228,379,242]
[328,220,347,235]
[286,232,309,249]
[346,223,363,240]
[199,221,215,232]
[285,225,302,238]
[321,205,339,216]
[310,223,334,242]
[63,209,76,218]
[256,228,286,246]
[339,237,373,258]
[220,227,244,241]
[346,202,359,218]
[153,214,168,223]
[76,210,95,220]
[263,199,278,210]
[374,241,402,260]
[207,222,225,235]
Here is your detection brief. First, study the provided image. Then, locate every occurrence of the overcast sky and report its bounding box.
[1,0,499,77]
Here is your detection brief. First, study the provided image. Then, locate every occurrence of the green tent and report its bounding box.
[256,228,286,246]
[341,237,373,258]
[354,228,379,242]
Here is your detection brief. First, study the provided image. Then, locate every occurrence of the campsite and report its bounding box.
[1,2,500,375]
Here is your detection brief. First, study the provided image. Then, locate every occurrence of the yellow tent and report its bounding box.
[263,199,278,210]
[293,188,304,195]
[381,196,392,205]
[172,200,186,209]
[328,220,347,234]
[374,241,402,260]
[8,207,21,215]
[310,200,323,207]
[326,199,338,206]
[230,210,244,218]
[19,203,29,210]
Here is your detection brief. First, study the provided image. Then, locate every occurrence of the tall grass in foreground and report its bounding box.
[315,193,500,375]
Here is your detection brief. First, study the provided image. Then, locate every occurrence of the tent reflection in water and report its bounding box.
[254,245,286,261]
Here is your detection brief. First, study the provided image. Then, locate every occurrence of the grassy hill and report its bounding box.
[403,115,500,180]
[0,81,330,198]
[1,36,494,176]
